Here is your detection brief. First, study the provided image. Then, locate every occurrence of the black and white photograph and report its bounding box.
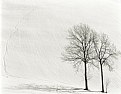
[1,0,121,94]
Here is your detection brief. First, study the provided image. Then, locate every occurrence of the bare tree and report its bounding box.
[92,33,120,92]
[62,24,95,90]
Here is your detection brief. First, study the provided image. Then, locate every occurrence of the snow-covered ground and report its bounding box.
[2,76,103,94]
[2,0,121,94]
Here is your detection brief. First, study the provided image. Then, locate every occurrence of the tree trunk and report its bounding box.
[100,63,104,92]
[84,61,88,90]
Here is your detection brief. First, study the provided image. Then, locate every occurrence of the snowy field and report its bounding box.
[2,0,121,94]
[2,76,121,94]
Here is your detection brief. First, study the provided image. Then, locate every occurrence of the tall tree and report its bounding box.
[62,24,95,90]
[92,33,120,92]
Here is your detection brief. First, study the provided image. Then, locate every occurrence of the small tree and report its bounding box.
[92,33,119,92]
[62,24,95,90]
[105,78,110,93]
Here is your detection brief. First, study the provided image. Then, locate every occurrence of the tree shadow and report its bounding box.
[5,84,107,93]
[58,88,107,93]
